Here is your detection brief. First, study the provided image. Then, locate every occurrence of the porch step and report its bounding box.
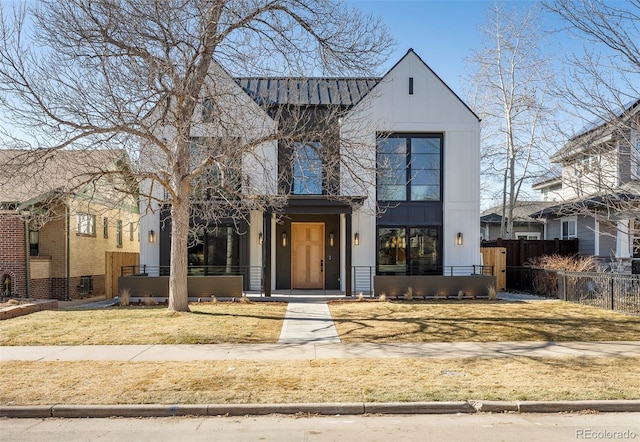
[278,302,340,344]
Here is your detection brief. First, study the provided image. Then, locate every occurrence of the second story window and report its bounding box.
[377,134,442,202]
[190,137,241,199]
[116,220,123,248]
[293,142,323,195]
[202,98,214,123]
[77,213,95,235]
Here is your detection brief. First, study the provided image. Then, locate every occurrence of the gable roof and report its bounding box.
[481,201,555,223]
[235,77,380,106]
[550,98,640,162]
[530,188,640,218]
[0,149,125,205]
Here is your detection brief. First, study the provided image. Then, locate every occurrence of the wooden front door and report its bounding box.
[292,223,324,289]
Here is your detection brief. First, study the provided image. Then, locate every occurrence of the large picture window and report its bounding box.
[377,226,440,275]
[188,225,239,275]
[377,134,442,201]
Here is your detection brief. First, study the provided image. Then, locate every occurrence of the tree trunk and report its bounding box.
[168,195,190,312]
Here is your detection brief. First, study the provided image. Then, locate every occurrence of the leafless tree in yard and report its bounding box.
[0,0,393,311]
[467,2,559,238]
[541,0,640,253]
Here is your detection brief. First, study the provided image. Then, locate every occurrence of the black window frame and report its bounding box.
[376,225,442,276]
[376,133,443,203]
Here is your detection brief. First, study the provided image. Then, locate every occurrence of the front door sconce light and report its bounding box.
[148,230,156,243]
[258,232,263,245]
[354,232,360,246]
[329,232,334,247]
[282,232,287,247]
[456,232,463,245]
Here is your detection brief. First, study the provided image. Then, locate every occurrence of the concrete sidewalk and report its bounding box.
[2,340,639,362]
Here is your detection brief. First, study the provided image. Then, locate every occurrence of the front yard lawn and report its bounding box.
[0,302,287,345]
[2,356,639,404]
[329,300,640,343]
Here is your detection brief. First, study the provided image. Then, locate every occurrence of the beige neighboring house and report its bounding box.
[0,149,139,300]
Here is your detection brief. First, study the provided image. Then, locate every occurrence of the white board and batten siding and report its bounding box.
[342,49,481,270]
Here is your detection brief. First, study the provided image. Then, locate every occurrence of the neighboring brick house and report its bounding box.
[0,149,139,299]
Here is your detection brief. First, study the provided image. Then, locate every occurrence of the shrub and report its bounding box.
[405,286,413,301]
[378,292,387,302]
[119,288,130,306]
[528,254,599,272]
[487,285,497,301]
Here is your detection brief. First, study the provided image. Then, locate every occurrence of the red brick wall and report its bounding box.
[30,278,52,299]
[0,213,27,297]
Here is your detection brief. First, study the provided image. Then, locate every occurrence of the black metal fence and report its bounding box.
[352,265,494,296]
[507,267,640,315]
[121,265,263,292]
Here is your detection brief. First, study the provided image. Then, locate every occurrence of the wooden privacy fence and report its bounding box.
[105,252,139,299]
[480,247,506,291]
[481,238,579,267]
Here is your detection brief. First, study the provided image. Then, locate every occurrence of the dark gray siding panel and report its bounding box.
[546,219,561,240]
[577,215,595,255]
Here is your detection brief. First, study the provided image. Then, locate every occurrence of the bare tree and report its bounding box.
[0,0,393,311]
[541,0,640,259]
[467,2,558,237]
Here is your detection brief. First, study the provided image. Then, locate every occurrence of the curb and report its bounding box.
[2,400,640,418]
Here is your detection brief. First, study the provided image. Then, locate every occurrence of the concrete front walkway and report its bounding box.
[278,302,340,344]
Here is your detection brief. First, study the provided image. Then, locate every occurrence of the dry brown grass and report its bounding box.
[1,357,638,405]
[0,302,287,345]
[329,300,640,343]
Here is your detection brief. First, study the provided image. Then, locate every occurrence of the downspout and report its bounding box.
[24,218,31,298]
[66,203,71,301]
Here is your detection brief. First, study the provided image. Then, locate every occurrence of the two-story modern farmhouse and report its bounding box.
[138,49,481,295]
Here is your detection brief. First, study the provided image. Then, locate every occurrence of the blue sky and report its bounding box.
[348,0,580,99]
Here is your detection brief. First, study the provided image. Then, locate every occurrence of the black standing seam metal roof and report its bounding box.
[234,77,381,106]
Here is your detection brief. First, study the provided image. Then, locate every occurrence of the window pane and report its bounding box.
[377,228,407,274]
[377,137,407,201]
[409,227,439,274]
[411,170,440,186]
[411,185,440,201]
[410,153,440,170]
[207,226,239,271]
[293,142,323,195]
[378,137,406,155]
[379,167,406,186]
[411,137,440,154]
[378,185,406,201]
